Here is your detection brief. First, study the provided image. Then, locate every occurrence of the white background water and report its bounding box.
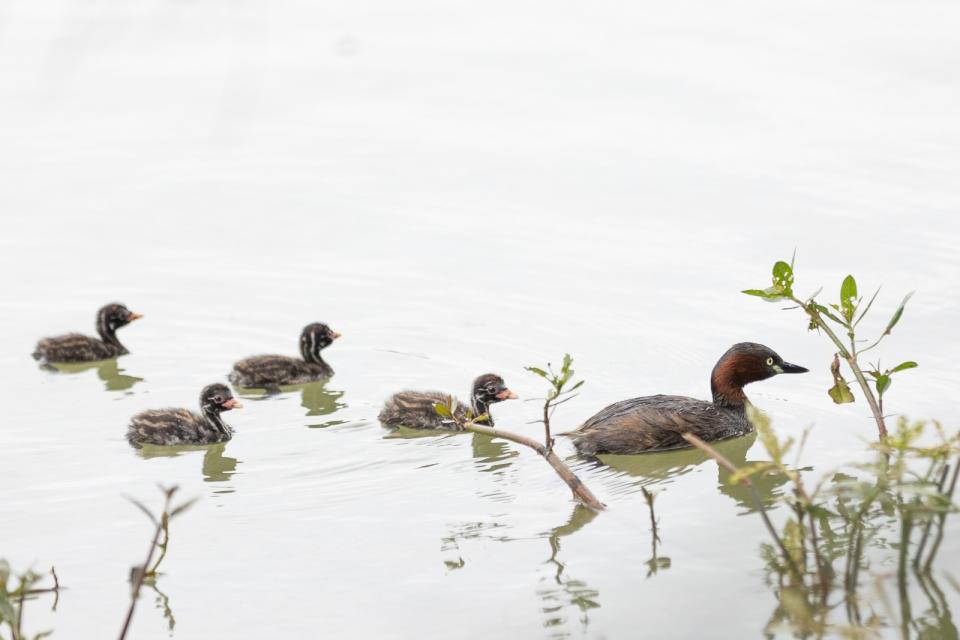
[1,1,959,637]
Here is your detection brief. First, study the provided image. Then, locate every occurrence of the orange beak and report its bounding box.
[329,331,342,340]
[497,389,518,400]
[222,398,243,410]
[127,312,144,321]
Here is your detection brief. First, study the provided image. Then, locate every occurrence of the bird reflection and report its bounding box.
[299,380,347,427]
[235,380,346,428]
[592,432,789,513]
[135,443,239,485]
[43,358,143,392]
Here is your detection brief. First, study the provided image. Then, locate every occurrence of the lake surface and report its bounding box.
[2,1,959,638]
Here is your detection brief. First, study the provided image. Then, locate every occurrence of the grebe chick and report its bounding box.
[229,322,341,388]
[379,373,518,430]
[127,383,242,446]
[562,343,807,455]
[33,303,142,363]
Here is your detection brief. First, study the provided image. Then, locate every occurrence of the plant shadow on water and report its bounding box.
[235,379,346,428]
[135,443,240,487]
[43,358,143,393]
[538,504,602,637]
[590,432,790,513]
[439,504,603,639]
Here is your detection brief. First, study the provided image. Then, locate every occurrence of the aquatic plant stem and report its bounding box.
[543,398,554,452]
[922,459,960,571]
[681,432,803,582]
[15,587,25,640]
[463,421,605,511]
[119,488,176,640]
[913,463,949,569]
[795,297,888,439]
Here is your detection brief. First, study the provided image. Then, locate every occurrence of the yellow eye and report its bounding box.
[766,357,774,366]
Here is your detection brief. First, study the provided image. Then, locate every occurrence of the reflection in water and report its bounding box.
[641,488,671,578]
[45,358,143,392]
[440,521,510,571]
[144,577,177,634]
[136,443,239,486]
[235,380,346,428]
[763,569,959,639]
[595,432,790,513]
[437,505,603,638]
[299,381,346,427]
[538,505,601,637]
[471,433,520,503]
[471,433,518,472]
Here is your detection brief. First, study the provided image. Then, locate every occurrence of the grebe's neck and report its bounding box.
[471,396,494,426]
[202,406,230,437]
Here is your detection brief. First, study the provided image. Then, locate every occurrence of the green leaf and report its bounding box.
[524,366,548,379]
[806,504,838,520]
[0,559,9,589]
[772,261,795,297]
[0,590,14,625]
[891,361,918,373]
[883,291,914,336]
[433,403,452,418]
[728,461,776,485]
[875,374,891,397]
[828,379,855,404]
[170,497,200,519]
[561,353,572,376]
[746,405,781,462]
[840,275,857,322]
[742,288,788,302]
[811,303,844,326]
[828,354,855,403]
[126,497,159,526]
[854,286,881,326]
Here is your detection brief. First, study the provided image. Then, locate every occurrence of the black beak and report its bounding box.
[777,361,809,374]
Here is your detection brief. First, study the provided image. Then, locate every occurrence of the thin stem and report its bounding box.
[923,459,960,571]
[913,463,949,569]
[119,490,175,640]
[15,586,25,640]
[681,432,803,582]
[897,508,913,640]
[543,392,554,451]
[464,421,605,511]
[149,514,170,576]
[807,508,830,600]
[795,298,888,439]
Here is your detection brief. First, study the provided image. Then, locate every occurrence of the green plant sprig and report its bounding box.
[433,355,605,511]
[0,562,60,640]
[744,255,917,439]
[525,353,584,451]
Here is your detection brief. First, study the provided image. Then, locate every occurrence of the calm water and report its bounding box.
[2,1,960,638]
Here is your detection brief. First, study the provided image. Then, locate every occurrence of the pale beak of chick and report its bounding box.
[127,312,144,321]
[329,331,342,340]
[222,398,243,410]
[497,388,519,400]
